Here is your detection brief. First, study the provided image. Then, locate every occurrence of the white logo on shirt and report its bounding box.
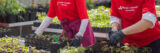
[57,2,71,6]
[118,6,138,12]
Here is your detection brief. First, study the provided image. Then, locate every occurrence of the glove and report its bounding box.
[108,30,118,38]
[70,34,83,47]
[108,31,126,46]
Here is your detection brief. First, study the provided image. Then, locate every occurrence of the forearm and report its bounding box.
[110,16,121,31]
[111,22,121,31]
[35,16,53,35]
[77,19,89,36]
[122,19,153,35]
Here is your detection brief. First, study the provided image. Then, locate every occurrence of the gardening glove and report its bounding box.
[35,16,53,35]
[108,30,118,38]
[70,34,82,47]
[70,19,89,47]
[108,30,126,46]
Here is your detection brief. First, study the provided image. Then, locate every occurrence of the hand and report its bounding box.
[70,33,83,47]
[108,31,126,46]
[75,32,83,40]
[108,30,118,38]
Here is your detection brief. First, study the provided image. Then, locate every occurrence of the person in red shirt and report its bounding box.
[34,0,96,47]
[109,0,160,53]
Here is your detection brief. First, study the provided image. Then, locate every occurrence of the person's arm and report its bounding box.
[35,17,54,35]
[110,0,121,31]
[35,0,57,35]
[108,0,157,46]
[122,19,153,35]
[110,17,121,31]
[69,0,89,46]
[74,0,89,37]
[122,0,157,35]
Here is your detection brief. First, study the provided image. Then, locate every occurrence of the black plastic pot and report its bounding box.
[158,17,160,21]
[50,41,68,53]
[17,11,25,22]
[2,16,8,23]
[29,12,37,21]
[50,42,60,53]
[92,27,111,33]
[7,15,17,23]
[0,16,3,22]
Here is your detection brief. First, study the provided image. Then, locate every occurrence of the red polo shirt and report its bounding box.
[47,0,89,22]
[111,0,160,47]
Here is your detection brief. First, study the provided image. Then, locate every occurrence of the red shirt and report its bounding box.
[111,0,160,47]
[47,0,89,22]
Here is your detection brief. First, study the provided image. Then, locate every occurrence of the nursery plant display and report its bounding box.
[37,12,60,24]
[0,28,10,33]
[0,36,49,53]
[101,43,152,53]
[35,6,111,33]
[0,0,26,23]
[85,0,95,9]
[60,42,86,53]
[60,46,86,53]
[25,34,57,50]
[59,41,152,53]
[88,6,111,28]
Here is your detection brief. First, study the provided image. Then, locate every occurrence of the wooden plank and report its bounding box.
[32,26,62,34]
[0,20,40,27]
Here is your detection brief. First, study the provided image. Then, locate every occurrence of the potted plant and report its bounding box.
[0,0,26,23]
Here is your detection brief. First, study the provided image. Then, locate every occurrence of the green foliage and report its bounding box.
[157,8,160,11]
[0,0,26,17]
[37,6,111,28]
[0,36,32,53]
[60,46,86,53]
[156,8,160,11]
[37,12,60,24]
[88,6,111,28]
[85,0,95,9]
[102,43,152,53]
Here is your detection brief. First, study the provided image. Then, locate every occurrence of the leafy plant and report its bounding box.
[88,6,111,28]
[0,36,49,53]
[0,28,10,32]
[85,0,95,9]
[37,6,111,28]
[0,0,26,17]
[37,12,60,24]
[60,46,86,53]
